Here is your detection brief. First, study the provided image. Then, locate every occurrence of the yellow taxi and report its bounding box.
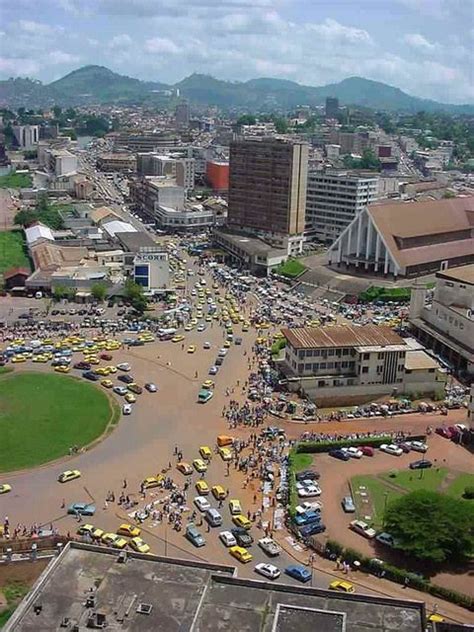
[172,335,185,343]
[229,546,252,564]
[199,446,212,460]
[32,355,48,363]
[212,485,226,500]
[117,523,141,538]
[232,514,251,530]
[195,480,210,495]
[129,537,150,554]
[94,367,110,376]
[187,345,196,353]
[11,355,26,363]
[229,499,242,516]
[141,476,163,489]
[124,393,136,403]
[201,380,214,390]
[77,524,104,539]
[193,459,208,473]
[102,533,128,549]
[87,356,100,365]
[58,469,81,483]
[223,341,231,348]
[54,365,70,373]
[101,379,114,388]
[106,365,117,373]
[218,447,233,461]
[184,324,193,331]
[329,580,355,593]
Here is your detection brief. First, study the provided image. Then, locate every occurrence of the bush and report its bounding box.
[295,436,392,454]
[271,339,286,356]
[463,486,474,499]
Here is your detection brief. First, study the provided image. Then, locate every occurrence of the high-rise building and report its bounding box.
[305,169,378,242]
[325,97,339,119]
[228,138,308,254]
[175,101,190,128]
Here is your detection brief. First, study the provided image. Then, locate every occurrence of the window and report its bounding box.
[327,362,334,369]
[298,364,304,373]
[328,349,335,356]
[406,369,412,374]
[363,353,370,360]
[314,350,320,356]
[320,362,327,370]
[318,380,325,387]
[362,367,369,373]
[343,349,349,356]
[378,352,384,360]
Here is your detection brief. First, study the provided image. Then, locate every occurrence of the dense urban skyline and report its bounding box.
[0,0,473,103]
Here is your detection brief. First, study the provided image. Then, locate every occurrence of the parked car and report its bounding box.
[294,510,321,526]
[408,441,428,453]
[186,524,205,547]
[341,496,356,513]
[295,470,320,481]
[380,444,403,456]
[329,449,350,461]
[349,520,376,539]
[219,531,237,547]
[345,447,363,459]
[145,383,157,392]
[299,522,326,537]
[118,374,134,384]
[435,427,453,439]
[409,459,433,470]
[231,527,254,547]
[375,532,398,548]
[360,446,375,457]
[194,496,211,512]
[284,565,312,583]
[67,502,96,516]
[258,537,281,557]
[255,563,280,580]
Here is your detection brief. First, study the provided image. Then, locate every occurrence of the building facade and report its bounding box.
[96,153,136,172]
[206,160,229,192]
[328,196,474,278]
[133,248,170,293]
[228,138,308,255]
[409,264,474,376]
[281,324,443,404]
[325,97,339,118]
[13,125,39,150]
[305,170,379,242]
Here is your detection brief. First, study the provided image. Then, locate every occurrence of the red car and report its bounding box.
[100,353,113,361]
[360,446,375,457]
[435,427,453,439]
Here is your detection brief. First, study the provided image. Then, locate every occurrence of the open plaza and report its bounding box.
[0,240,473,630]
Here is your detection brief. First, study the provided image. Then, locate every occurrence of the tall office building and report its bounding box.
[325,97,339,119]
[175,101,190,128]
[228,138,308,254]
[305,170,378,243]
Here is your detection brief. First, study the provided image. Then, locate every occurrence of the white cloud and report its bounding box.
[404,32,436,52]
[18,20,63,35]
[0,56,40,76]
[306,18,373,46]
[109,34,133,48]
[47,50,80,65]
[144,37,181,54]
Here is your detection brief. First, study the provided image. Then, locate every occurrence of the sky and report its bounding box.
[0,0,473,103]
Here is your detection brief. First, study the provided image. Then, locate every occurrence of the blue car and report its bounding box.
[67,502,96,516]
[285,565,312,583]
[299,522,326,538]
[329,449,350,461]
[294,510,321,526]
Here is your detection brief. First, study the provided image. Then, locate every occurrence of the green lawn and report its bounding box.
[0,372,115,472]
[291,452,313,471]
[445,472,474,499]
[0,231,31,276]
[351,474,403,527]
[0,172,32,189]
[0,606,15,628]
[379,467,449,493]
[274,258,306,278]
[352,468,474,528]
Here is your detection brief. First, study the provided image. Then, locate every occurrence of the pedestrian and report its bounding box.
[123,479,127,489]
[61,498,65,509]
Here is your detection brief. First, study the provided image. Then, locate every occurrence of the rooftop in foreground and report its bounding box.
[5,542,426,632]
[282,324,404,350]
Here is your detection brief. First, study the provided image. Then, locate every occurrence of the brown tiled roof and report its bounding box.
[30,243,87,271]
[3,267,30,279]
[282,324,403,349]
[436,264,474,285]
[368,197,474,269]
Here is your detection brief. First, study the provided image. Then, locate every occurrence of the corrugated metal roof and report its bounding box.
[282,324,403,349]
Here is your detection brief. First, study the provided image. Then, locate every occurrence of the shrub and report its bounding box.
[295,436,392,454]
[463,486,474,500]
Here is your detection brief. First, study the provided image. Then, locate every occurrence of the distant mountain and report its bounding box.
[0,65,472,114]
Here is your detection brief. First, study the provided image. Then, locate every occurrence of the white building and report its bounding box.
[133,248,170,294]
[410,264,474,376]
[13,125,39,150]
[154,204,216,232]
[328,196,474,278]
[305,170,378,242]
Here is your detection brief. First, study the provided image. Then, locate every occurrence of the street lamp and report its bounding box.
[383,492,389,527]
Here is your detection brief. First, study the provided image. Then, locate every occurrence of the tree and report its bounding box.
[237,114,256,126]
[14,209,38,227]
[124,279,147,315]
[91,283,107,302]
[52,105,62,119]
[384,490,474,563]
[52,285,67,302]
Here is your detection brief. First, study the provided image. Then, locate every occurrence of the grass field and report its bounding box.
[0,231,31,276]
[0,172,32,189]
[0,372,114,472]
[291,452,313,471]
[274,258,306,279]
[351,467,473,528]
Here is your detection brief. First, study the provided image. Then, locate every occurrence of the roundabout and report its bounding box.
[0,372,116,473]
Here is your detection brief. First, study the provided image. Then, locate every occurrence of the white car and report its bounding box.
[258,537,281,557]
[194,496,211,512]
[197,324,206,332]
[122,404,132,415]
[203,342,212,349]
[350,520,377,539]
[408,441,428,453]
[254,563,280,580]
[298,484,321,498]
[219,531,237,547]
[295,501,322,514]
[345,447,363,459]
[117,362,131,371]
[380,444,403,456]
